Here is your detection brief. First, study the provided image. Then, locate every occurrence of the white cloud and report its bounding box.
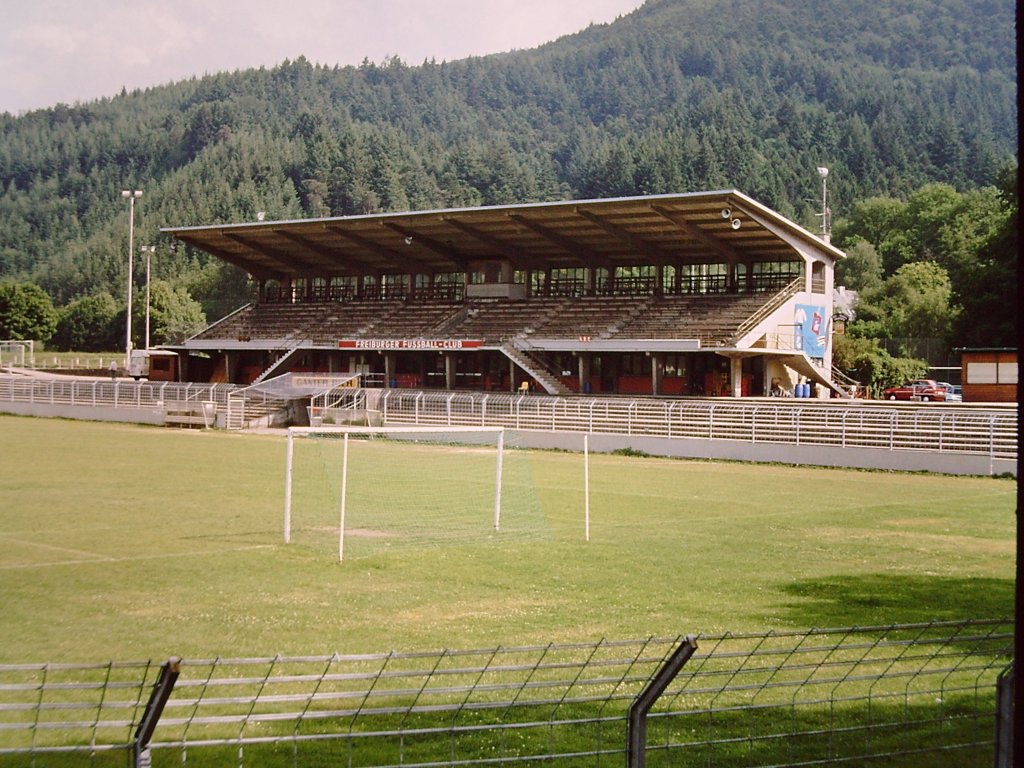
[13,23,89,54]
[0,0,643,114]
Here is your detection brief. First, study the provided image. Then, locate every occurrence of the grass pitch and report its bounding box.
[0,414,1014,663]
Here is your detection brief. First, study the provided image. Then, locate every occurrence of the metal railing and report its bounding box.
[0,376,229,411]
[0,375,290,430]
[0,620,1010,766]
[380,390,1018,459]
[1,377,1017,462]
[730,276,801,342]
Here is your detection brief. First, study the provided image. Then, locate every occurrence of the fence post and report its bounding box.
[995,663,1014,768]
[132,656,181,767]
[626,635,698,768]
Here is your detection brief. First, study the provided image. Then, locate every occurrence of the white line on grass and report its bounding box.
[0,535,116,563]
[0,542,275,570]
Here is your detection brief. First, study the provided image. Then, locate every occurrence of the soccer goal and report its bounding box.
[285,425,533,561]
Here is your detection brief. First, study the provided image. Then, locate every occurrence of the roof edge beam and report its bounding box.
[173,237,277,281]
[324,225,425,274]
[650,205,743,263]
[381,222,469,270]
[275,229,373,275]
[441,216,541,270]
[725,198,826,262]
[506,213,610,268]
[222,232,323,277]
[575,208,674,267]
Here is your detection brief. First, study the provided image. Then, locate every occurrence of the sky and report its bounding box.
[1,0,644,115]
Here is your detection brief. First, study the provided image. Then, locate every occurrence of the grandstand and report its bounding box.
[163,190,844,398]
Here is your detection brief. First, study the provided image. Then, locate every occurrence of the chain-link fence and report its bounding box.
[0,620,1011,767]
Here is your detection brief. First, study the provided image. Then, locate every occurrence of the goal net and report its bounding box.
[284,426,548,561]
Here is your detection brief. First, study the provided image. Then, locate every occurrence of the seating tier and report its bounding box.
[195,293,774,347]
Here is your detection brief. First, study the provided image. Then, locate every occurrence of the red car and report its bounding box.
[882,379,947,402]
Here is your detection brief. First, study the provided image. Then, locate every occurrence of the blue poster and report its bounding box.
[794,304,827,358]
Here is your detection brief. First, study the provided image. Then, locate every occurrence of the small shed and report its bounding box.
[129,349,179,381]
[956,347,1017,403]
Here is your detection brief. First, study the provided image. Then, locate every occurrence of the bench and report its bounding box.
[163,400,216,428]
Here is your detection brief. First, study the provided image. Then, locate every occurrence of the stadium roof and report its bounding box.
[162,190,844,282]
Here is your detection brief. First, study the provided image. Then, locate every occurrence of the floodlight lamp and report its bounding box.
[404,236,413,245]
[817,166,829,179]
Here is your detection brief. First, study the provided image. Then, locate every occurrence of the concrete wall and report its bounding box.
[1,399,1014,477]
[508,430,1017,478]
[0,401,166,426]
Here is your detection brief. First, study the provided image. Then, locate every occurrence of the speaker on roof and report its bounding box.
[731,218,742,230]
[720,208,732,219]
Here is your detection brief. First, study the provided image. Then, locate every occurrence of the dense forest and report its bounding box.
[0,0,1017,368]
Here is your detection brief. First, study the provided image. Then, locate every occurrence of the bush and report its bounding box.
[0,282,58,344]
[832,335,928,397]
[53,293,121,351]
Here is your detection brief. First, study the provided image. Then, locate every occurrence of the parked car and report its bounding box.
[936,382,962,402]
[881,379,948,402]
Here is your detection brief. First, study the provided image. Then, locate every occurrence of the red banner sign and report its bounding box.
[338,339,484,350]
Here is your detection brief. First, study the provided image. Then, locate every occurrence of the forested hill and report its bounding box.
[0,0,1016,309]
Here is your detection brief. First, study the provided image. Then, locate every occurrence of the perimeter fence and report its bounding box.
[379,390,1018,461]
[0,376,229,411]
[0,376,1017,468]
[0,375,286,428]
[0,620,1011,767]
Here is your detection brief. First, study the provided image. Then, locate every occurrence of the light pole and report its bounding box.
[141,246,155,349]
[816,167,830,242]
[121,190,142,366]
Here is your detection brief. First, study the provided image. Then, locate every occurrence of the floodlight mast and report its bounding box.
[121,190,142,367]
[141,246,155,349]
[816,167,830,242]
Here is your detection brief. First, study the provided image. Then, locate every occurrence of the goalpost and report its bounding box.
[285,425,509,561]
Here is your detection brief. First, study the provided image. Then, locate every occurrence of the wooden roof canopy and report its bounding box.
[161,190,844,282]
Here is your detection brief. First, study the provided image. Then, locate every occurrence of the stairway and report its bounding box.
[500,343,572,395]
[251,345,305,385]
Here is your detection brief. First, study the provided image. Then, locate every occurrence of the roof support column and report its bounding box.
[651,352,664,396]
[224,350,237,385]
[385,352,396,388]
[730,356,743,397]
[418,354,428,390]
[445,352,455,391]
[578,353,593,394]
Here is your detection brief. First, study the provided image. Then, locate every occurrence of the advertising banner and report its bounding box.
[794,304,828,358]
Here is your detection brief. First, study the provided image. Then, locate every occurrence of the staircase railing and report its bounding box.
[730,278,803,344]
[251,343,307,386]
[502,341,571,396]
